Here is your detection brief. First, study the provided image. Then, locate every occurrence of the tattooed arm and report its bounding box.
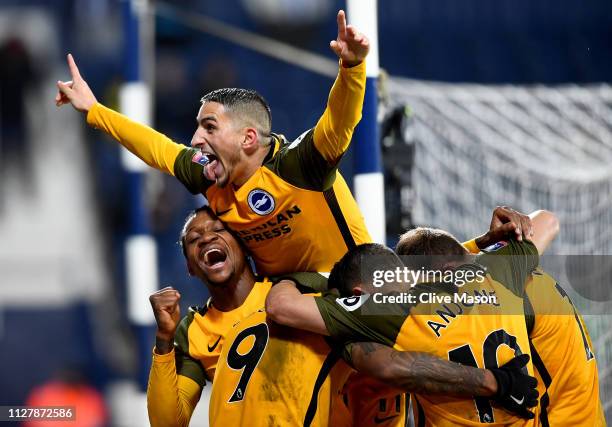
[349,342,497,397]
[268,283,537,409]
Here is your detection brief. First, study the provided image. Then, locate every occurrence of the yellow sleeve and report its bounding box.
[313,61,366,163]
[147,348,203,427]
[87,103,184,176]
[462,238,480,254]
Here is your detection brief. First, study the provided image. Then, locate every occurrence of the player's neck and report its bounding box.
[208,268,257,312]
[232,145,272,188]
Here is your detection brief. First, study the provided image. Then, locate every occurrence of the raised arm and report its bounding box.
[55,53,97,112]
[527,209,559,254]
[147,287,204,427]
[463,206,559,255]
[56,54,185,176]
[463,206,534,253]
[312,10,369,164]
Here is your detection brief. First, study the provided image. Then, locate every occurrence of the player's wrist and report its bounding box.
[85,101,100,125]
[481,370,499,397]
[340,58,363,68]
[83,98,96,113]
[474,234,491,250]
[155,333,174,354]
[488,366,511,399]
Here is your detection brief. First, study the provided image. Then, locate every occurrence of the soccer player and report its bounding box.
[521,268,605,426]
[147,205,334,426]
[148,207,537,427]
[57,11,409,422]
[55,10,371,276]
[266,238,542,425]
[420,211,605,426]
[57,11,539,422]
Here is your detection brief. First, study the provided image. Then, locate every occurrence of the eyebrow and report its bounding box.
[185,220,224,235]
[198,115,218,126]
[184,228,197,239]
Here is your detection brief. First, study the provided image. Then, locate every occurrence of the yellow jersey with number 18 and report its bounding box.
[315,239,540,426]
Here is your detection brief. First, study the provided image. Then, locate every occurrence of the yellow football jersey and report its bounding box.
[87,61,370,277]
[174,279,273,386]
[401,283,535,426]
[315,239,540,426]
[209,309,353,427]
[174,130,371,276]
[525,269,606,426]
[343,373,407,427]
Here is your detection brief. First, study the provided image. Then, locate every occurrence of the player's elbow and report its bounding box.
[529,209,560,254]
[541,210,560,237]
[530,210,559,233]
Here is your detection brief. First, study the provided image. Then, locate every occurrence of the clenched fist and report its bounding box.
[149,286,181,354]
[475,206,534,250]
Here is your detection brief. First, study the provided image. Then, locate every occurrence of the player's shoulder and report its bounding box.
[267,272,329,294]
[264,128,334,190]
[246,278,274,302]
[276,129,314,150]
[174,303,211,349]
[263,129,312,163]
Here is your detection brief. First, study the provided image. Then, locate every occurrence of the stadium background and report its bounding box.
[0,0,611,425]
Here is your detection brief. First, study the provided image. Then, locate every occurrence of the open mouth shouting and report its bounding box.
[201,246,228,271]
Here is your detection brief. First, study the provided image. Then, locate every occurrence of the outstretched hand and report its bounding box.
[55,53,97,113]
[330,10,370,68]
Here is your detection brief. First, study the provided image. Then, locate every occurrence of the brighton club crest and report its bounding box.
[247,189,275,216]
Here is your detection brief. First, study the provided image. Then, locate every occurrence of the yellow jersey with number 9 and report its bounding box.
[209,309,352,427]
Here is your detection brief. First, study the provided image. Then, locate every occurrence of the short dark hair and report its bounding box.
[329,243,404,296]
[395,227,468,270]
[178,205,249,260]
[201,88,272,142]
[178,205,216,258]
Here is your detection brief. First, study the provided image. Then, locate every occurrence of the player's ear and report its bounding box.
[241,127,259,154]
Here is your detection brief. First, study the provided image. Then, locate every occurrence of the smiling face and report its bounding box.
[191,102,243,188]
[182,208,247,286]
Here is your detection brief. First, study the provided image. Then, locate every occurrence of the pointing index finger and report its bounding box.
[337,10,347,38]
[67,53,82,81]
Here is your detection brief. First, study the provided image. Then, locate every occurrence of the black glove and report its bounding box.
[489,354,539,419]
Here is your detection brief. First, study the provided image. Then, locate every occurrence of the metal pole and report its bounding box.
[120,0,157,391]
[346,0,386,244]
